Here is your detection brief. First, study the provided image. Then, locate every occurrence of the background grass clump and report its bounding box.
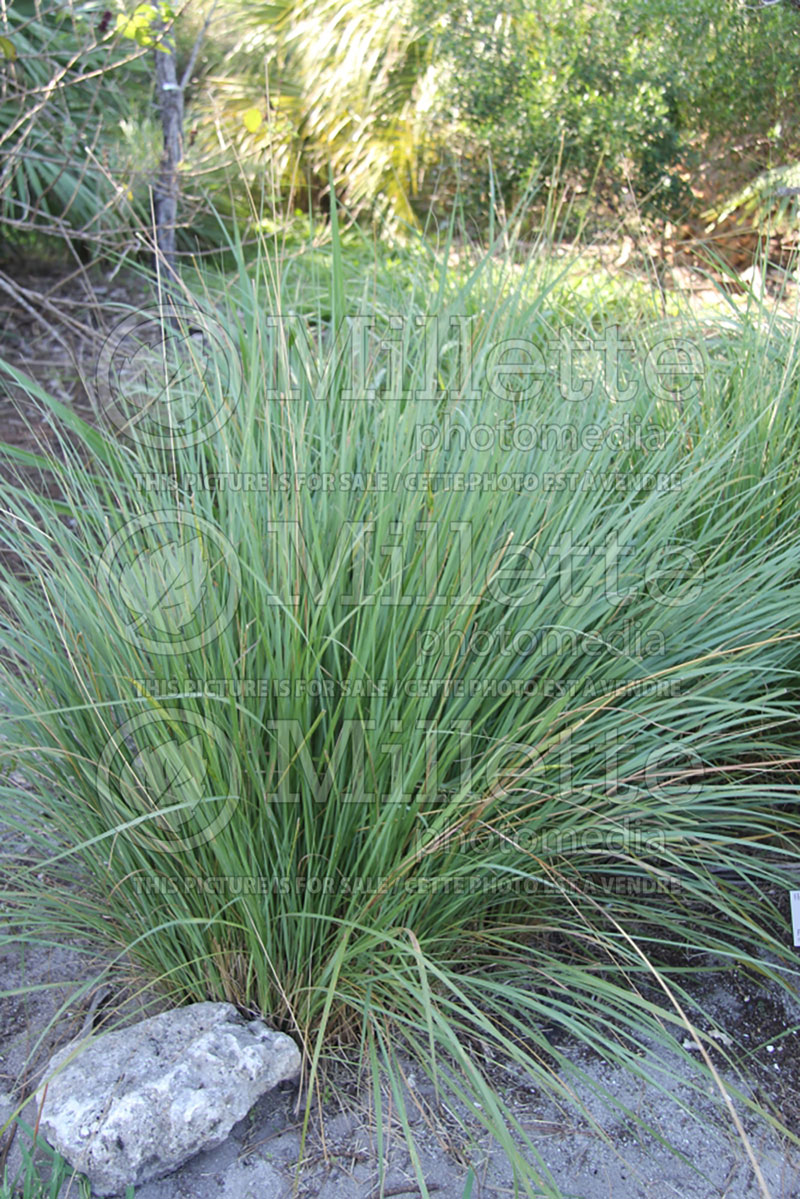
[1,222,800,1195]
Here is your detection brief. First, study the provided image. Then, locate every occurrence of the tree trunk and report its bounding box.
[153,21,183,289]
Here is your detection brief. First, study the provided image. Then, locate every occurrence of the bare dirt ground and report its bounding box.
[2,864,799,1199]
[1,258,799,1198]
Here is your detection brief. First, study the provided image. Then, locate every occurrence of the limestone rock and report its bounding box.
[36,1001,301,1196]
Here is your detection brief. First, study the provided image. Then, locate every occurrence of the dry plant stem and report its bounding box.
[0,271,89,359]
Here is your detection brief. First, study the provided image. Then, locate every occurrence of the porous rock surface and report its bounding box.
[36,1001,301,1196]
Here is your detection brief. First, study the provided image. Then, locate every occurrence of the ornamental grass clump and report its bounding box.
[1,221,800,1197]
